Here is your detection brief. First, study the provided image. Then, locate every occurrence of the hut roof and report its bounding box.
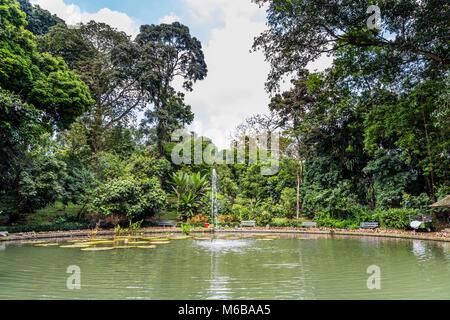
[431,195,450,208]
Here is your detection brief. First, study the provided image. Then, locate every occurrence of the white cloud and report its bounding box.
[181,0,332,149]
[159,13,181,24]
[30,0,140,37]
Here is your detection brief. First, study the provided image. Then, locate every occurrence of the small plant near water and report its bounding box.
[114,220,144,237]
[180,223,192,235]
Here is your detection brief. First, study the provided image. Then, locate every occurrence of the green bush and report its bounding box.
[377,208,417,229]
[256,210,273,226]
[4,222,90,234]
[316,216,359,229]
[270,218,304,228]
[232,203,253,221]
[94,175,166,220]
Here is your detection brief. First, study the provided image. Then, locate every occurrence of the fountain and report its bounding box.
[211,168,218,230]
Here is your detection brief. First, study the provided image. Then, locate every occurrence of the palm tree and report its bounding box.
[171,171,209,220]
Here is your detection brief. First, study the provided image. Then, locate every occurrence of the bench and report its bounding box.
[157,221,176,228]
[301,222,318,228]
[360,222,379,229]
[240,220,256,228]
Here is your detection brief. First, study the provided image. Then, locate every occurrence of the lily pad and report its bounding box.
[81,247,115,252]
[60,244,92,248]
[150,241,171,245]
[136,245,157,249]
[114,246,137,249]
[34,243,59,247]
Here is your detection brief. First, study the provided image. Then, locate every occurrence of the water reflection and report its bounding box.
[412,240,432,261]
[1,235,450,299]
[194,238,252,254]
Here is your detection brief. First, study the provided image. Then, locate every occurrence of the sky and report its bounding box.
[31,0,332,149]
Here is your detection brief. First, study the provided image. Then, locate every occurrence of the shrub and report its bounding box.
[93,175,166,220]
[279,187,297,218]
[180,223,192,235]
[232,203,253,221]
[377,208,417,229]
[171,171,209,221]
[4,222,90,234]
[188,214,210,226]
[270,218,299,227]
[256,210,273,226]
[218,214,239,225]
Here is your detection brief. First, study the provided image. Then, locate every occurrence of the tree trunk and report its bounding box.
[422,110,437,201]
[296,161,304,220]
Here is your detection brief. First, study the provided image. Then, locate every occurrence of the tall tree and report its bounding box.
[18,0,64,35]
[136,22,207,158]
[40,22,148,154]
[253,0,449,92]
[0,0,92,218]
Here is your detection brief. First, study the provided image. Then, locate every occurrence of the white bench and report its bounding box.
[157,221,176,227]
[360,222,379,229]
[301,222,317,228]
[240,220,256,228]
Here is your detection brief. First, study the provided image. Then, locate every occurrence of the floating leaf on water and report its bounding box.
[60,244,91,248]
[114,246,136,249]
[67,239,90,243]
[136,245,157,249]
[142,237,168,241]
[34,243,59,247]
[81,247,115,252]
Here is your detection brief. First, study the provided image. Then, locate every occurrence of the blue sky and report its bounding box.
[60,0,213,40]
[31,0,331,148]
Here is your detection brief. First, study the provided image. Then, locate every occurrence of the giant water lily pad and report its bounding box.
[142,237,168,241]
[136,245,157,249]
[34,243,59,247]
[60,244,92,248]
[81,247,115,252]
[150,241,171,245]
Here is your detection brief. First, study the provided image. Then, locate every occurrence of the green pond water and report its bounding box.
[0,234,449,300]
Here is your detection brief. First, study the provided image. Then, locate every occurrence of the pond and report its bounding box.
[0,234,449,300]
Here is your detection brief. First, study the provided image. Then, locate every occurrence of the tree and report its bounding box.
[136,22,207,158]
[0,0,92,220]
[253,0,449,92]
[40,21,148,154]
[171,171,209,220]
[92,152,168,221]
[18,0,64,35]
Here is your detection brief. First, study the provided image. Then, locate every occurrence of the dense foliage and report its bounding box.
[0,0,448,232]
